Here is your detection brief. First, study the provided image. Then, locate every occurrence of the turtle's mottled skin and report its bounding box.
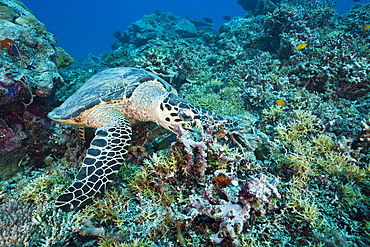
[48,67,240,211]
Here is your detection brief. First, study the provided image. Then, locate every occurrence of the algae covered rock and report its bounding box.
[174,19,198,37]
[0,4,16,19]
[55,47,74,69]
[115,10,198,47]
[0,0,74,179]
[0,0,72,104]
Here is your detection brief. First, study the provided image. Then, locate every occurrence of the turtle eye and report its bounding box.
[178,109,193,122]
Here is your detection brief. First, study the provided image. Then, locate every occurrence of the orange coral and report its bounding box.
[0,38,16,50]
[212,173,232,188]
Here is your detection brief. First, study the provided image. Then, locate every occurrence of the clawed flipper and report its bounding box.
[55,115,132,211]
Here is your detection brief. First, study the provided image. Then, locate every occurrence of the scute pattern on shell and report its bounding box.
[50,67,175,121]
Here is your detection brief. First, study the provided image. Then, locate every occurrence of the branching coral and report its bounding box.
[264,107,370,244]
[0,199,75,246]
[0,199,41,246]
[267,2,370,99]
[272,110,361,179]
[32,204,76,246]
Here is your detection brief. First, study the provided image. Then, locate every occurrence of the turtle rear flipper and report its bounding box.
[55,113,132,211]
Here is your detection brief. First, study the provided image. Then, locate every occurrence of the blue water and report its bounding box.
[21,0,370,60]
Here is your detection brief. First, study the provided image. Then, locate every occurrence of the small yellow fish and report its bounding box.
[295,43,307,50]
[363,25,370,30]
[275,99,287,106]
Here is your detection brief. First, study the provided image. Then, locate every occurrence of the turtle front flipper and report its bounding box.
[55,113,132,211]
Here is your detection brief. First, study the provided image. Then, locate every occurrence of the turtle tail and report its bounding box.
[55,115,132,211]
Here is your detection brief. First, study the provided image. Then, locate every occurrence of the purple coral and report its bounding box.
[0,119,23,155]
[173,125,207,173]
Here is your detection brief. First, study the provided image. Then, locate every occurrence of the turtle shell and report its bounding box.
[48,67,175,121]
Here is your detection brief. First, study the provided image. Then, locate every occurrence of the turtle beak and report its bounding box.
[48,111,76,125]
[48,108,71,123]
[48,107,85,126]
[47,109,62,120]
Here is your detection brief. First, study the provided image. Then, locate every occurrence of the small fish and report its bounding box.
[363,25,370,30]
[275,99,287,106]
[223,16,231,21]
[203,17,214,24]
[295,43,307,50]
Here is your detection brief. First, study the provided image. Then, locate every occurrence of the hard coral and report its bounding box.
[0,0,75,179]
[237,0,281,14]
[189,174,280,246]
[0,1,368,246]
[0,199,41,246]
[266,2,370,99]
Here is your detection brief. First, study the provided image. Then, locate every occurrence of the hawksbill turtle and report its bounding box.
[48,67,242,211]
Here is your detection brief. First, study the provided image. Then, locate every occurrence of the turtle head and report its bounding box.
[157,93,202,132]
[157,93,243,142]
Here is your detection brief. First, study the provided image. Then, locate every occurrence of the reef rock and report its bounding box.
[0,0,73,105]
[114,10,198,48]
[0,0,74,179]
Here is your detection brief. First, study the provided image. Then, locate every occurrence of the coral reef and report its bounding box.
[112,10,198,49]
[262,1,370,99]
[1,0,370,246]
[78,2,370,245]
[78,124,270,246]
[0,198,75,246]
[237,0,281,15]
[189,174,279,245]
[0,0,72,104]
[0,0,77,179]
[0,118,24,155]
